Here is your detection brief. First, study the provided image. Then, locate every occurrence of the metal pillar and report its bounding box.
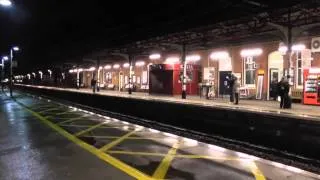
[97,58,100,92]
[9,49,13,97]
[128,55,133,95]
[181,44,187,99]
[76,69,80,89]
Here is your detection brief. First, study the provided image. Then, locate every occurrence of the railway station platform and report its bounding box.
[1,91,319,180]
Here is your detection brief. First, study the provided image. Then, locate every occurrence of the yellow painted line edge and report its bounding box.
[14,100,153,180]
[100,131,136,152]
[152,140,181,179]
[248,162,266,180]
[74,122,106,136]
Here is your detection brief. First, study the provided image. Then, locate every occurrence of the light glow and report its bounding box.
[88,67,96,71]
[240,48,263,57]
[104,65,111,70]
[165,57,180,64]
[186,55,201,62]
[149,53,161,60]
[210,51,229,60]
[2,56,8,61]
[113,64,120,69]
[292,44,306,51]
[0,0,12,7]
[13,46,19,51]
[69,69,74,73]
[123,63,130,68]
[135,61,145,67]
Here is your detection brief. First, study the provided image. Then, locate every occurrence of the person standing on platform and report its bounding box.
[278,76,290,109]
[233,78,240,105]
[227,73,236,103]
[91,78,97,93]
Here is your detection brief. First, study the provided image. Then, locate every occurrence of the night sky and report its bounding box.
[0,0,307,72]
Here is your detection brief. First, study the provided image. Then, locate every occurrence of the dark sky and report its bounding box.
[0,0,307,71]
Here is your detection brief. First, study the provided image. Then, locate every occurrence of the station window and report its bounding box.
[296,52,303,87]
[243,56,256,86]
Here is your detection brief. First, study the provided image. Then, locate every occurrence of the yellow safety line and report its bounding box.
[108,150,241,161]
[248,161,266,180]
[56,111,74,115]
[56,115,87,125]
[108,150,167,157]
[38,107,60,114]
[152,140,181,179]
[14,99,152,180]
[84,135,165,141]
[74,122,106,136]
[100,131,136,152]
[61,124,123,129]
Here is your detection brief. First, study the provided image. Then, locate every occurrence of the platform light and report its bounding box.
[99,66,102,70]
[149,53,161,60]
[69,69,74,73]
[0,0,12,7]
[135,61,145,67]
[165,57,180,64]
[210,51,229,60]
[123,63,130,68]
[278,46,288,54]
[12,46,19,51]
[27,74,31,79]
[104,65,111,70]
[77,68,83,72]
[32,72,36,77]
[240,48,263,57]
[113,64,120,69]
[186,54,201,62]
[2,56,8,60]
[88,67,96,71]
[292,44,306,51]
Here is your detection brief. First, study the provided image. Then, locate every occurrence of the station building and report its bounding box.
[69,36,320,101]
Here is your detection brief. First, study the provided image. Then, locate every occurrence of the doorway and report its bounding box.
[267,51,284,100]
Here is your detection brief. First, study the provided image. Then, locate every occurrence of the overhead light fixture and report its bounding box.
[186,55,201,62]
[88,67,96,71]
[278,46,288,54]
[135,61,145,67]
[69,69,74,73]
[2,56,8,61]
[292,44,306,51]
[0,0,12,7]
[278,44,305,53]
[149,53,161,60]
[123,63,130,68]
[104,65,111,70]
[210,51,229,60]
[113,64,120,69]
[165,57,180,64]
[240,48,263,57]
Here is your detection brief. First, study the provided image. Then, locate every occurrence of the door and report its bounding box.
[219,71,232,96]
[269,68,279,99]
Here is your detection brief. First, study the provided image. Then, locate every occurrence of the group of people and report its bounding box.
[227,73,291,108]
[276,76,291,109]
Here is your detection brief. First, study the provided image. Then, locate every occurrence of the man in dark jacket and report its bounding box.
[278,76,290,108]
[91,78,97,93]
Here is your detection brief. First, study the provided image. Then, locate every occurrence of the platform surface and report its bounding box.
[1,90,319,180]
